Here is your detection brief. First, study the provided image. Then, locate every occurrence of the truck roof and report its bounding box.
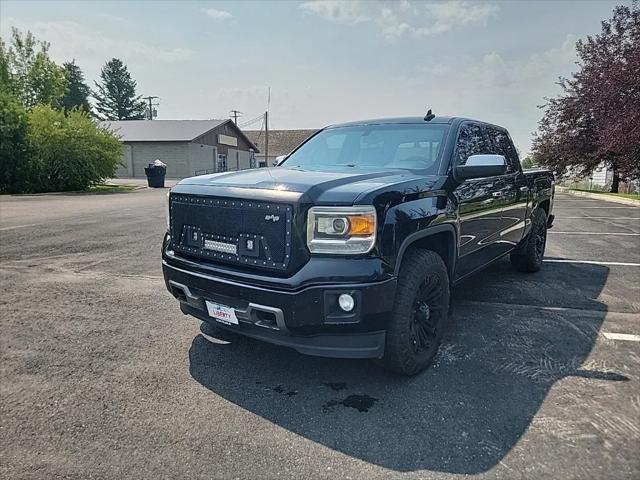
[327,116,511,133]
[328,116,456,128]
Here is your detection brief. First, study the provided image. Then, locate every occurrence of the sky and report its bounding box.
[0,0,623,155]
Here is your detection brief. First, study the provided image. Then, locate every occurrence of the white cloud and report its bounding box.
[202,8,234,20]
[300,0,499,39]
[411,35,578,153]
[1,18,194,67]
[452,35,577,91]
[173,36,578,154]
[96,13,128,24]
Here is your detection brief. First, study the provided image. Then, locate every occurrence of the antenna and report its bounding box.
[424,109,435,121]
[265,87,271,168]
[267,86,271,113]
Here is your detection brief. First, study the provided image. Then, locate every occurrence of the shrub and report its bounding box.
[26,105,122,192]
[0,91,32,194]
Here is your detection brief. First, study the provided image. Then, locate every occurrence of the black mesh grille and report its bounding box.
[170,194,293,270]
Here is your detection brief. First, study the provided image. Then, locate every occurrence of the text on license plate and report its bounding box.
[205,301,239,326]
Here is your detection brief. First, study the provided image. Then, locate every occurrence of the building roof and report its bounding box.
[244,129,318,157]
[102,119,228,142]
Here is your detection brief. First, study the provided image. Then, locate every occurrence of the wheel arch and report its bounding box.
[394,224,458,279]
[536,199,550,217]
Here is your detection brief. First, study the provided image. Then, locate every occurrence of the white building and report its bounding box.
[103,120,259,179]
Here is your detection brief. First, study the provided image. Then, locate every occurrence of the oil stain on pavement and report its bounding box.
[323,395,378,413]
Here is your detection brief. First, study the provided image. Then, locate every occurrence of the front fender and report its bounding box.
[378,196,457,276]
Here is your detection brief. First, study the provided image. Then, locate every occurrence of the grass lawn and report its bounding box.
[570,188,640,201]
[85,184,138,194]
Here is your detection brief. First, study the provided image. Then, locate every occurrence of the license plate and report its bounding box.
[205,301,239,326]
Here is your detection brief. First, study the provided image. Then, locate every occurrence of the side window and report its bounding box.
[486,126,519,173]
[455,123,490,166]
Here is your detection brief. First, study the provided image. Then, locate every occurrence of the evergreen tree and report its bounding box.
[62,61,91,113]
[92,58,146,120]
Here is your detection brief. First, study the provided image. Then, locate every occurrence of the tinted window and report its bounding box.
[283,124,447,173]
[486,126,519,173]
[455,123,491,165]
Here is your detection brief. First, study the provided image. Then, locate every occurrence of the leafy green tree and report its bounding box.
[532,3,639,192]
[27,105,123,192]
[62,61,91,113]
[521,156,537,169]
[92,58,146,120]
[0,91,32,193]
[3,27,67,109]
[0,38,12,92]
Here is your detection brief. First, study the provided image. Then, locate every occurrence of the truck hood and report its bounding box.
[177,167,441,204]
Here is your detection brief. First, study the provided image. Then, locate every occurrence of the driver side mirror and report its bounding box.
[274,155,287,166]
[454,154,507,181]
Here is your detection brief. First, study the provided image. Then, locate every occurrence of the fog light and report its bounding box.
[338,293,355,312]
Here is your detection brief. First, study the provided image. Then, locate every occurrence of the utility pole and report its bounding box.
[230,109,242,125]
[142,96,159,120]
[264,110,269,166]
[265,87,271,165]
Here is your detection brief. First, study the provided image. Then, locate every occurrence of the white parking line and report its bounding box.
[555,206,639,209]
[561,217,640,220]
[544,259,640,267]
[548,231,640,236]
[0,224,38,231]
[602,332,640,342]
[555,199,605,202]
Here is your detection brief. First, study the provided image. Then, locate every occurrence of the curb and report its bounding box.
[1,185,145,197]
[103,184,148,191]
[556,186,640,206]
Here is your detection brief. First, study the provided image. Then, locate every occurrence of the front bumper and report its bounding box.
[163,260,396,359]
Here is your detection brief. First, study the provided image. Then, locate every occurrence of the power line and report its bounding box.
[238,113,264,127]
[253,117,265,143]
[238,113,265,128]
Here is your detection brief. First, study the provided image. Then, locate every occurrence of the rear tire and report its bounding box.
[510,208,547,273]
[376,249,450,376]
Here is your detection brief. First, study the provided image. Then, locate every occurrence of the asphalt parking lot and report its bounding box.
[1,189,638,479]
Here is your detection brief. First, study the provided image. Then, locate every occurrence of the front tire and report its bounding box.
[510,208,547,273]
[377,249,450,376]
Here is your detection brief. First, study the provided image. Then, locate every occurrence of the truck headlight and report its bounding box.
[306,206,377,254]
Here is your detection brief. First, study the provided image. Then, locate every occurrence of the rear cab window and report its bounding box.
[454,122,492,166]
[485,125,520,174]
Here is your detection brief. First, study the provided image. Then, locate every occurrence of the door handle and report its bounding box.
[492,192,503,198]
[519,186,528,193]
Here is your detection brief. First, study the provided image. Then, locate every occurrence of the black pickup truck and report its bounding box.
[163,115,554,375]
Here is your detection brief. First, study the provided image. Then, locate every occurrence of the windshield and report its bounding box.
[282,124,448,173]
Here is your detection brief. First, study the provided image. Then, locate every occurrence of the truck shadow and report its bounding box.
[189,259,621,474]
